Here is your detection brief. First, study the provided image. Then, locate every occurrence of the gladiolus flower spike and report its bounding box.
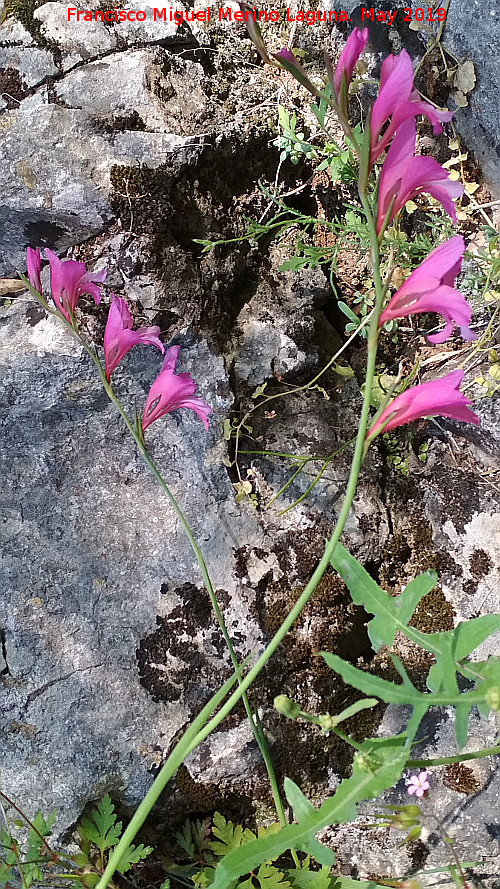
[369,370,480,438]
[104,295,165,382]
[379,236,476,344]
[370,50,453,165]
[376,119,463,234]
[45,248,107,323]
[27,247,42,294]
[142,345,212,433]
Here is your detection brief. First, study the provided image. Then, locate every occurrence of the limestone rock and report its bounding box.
[0,45,58,88]
[54,49,168,131]
[34,2,117,60]
[0,101,201,275]
[0,297,265,833]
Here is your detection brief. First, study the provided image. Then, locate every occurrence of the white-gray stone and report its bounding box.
[0,45,58,87]
[34,2,117,59]
[0,101,201,275]
[54,49,168,130]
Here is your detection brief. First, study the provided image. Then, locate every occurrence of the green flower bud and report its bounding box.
[486,686,500,711]
[274,695,301,719]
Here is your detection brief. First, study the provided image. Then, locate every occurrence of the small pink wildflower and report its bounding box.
[104,295,164,382]
[407,771,430,798]
[45,248,107,323]
[142,345,212,433]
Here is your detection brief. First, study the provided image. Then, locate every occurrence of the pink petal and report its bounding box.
[27,247,42,294]
[142,347,211,432]
[372,95,453,163]
[377,121,463,231]
[104,295,164,381]
[370,50,415,144]
[45,249,107,319]
[369,370,480,436]
[379,236,474,343]
[333,27,369,97]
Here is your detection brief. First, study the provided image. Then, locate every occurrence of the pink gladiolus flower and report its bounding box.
[333,27,369,99]
[45,248,107,322]
[407,771,430,798]
[370,50,452,165]
[368,370,480,437]
[142,345,212,433]
[27,247,42,294]
[376,119,463,234]
[379,236,476,343]
[104,295,165,382]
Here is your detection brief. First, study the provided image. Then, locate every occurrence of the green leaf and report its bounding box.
[287,863,335,889]
[211,738,406,889]
[322,653,420,705]
[115,842,153,873]
[80,795,122,854]
[252,863,291,889]
[284,778,316,820]
[209,813,256,857]
[331,542,435,650]
[337,302,358,325]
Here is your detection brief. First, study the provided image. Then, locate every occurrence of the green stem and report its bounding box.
[19,279,289,841]
[408,743,500,768]
[78,344,289,830]
[96,152,388,889]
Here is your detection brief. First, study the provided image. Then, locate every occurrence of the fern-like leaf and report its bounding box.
[80,796,122,854]
[115,842,153,873]
[210,813,256,857]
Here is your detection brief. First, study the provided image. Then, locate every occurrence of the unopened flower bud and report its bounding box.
[274,695,301,719]
[486,686,500,711]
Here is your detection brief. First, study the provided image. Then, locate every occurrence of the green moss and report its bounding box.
[1,0,46,43]
[409,587,455,634]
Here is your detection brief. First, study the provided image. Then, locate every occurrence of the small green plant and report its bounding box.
[0,794,152,889]
[77,795,152,876]
[273,107,317,166]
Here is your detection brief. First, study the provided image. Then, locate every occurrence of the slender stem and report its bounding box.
[73,342,289,829]
[96,147,389,889]
[0,790,54,855]
[12,844,29,889]
[408,743,500,768]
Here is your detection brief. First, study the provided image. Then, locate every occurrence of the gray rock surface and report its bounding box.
[0,297,263,831]
[34,2,118,59]
[53,49,169,130]
[0,45,58,87]
[0,101,201,275]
